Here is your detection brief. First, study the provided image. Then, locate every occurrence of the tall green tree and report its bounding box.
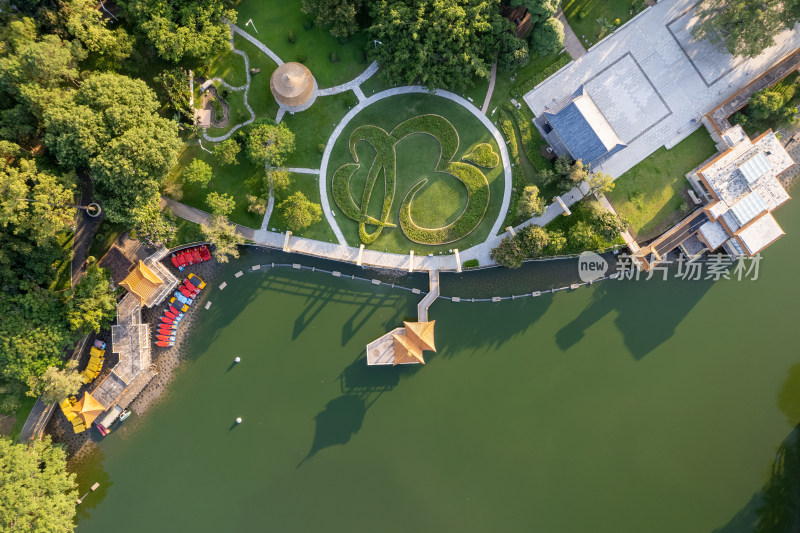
[122,0,237,63]
[201,214,243,263]
[278,191,322,232]
[531,17,564,55]
[58,0,134,69]
[368,0,505,91]
[0,436,77,532]
[246,120,295,166]
[693,0,799,58]
[518,185,545,218]
[31,361,83,404]
[43,72,182,227]
[510,0,559,26]
[302,0,365,38]
[64,259,116,335]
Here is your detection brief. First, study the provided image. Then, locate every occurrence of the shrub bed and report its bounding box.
[462,143,499,168]
[462,258,480,269]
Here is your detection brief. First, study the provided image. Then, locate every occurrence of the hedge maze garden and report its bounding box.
[332,114,494,246]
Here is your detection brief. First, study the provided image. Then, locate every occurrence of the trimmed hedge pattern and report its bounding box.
[462,143,499,168]
[332,114,491,246]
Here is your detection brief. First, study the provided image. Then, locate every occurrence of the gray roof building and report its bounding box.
[539,86,626,167]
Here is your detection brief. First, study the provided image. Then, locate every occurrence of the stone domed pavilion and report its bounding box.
[270,62,318,113]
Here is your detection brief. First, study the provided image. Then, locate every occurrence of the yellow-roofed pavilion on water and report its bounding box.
[366,321,436,366]
[120,260,164,306]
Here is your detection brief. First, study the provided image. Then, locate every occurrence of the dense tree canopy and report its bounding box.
[693,0,800,58]
[246,120,295,166]
[43,72,182,227]
[121,0,237,63]
[531,16,564,55]
[510,0,558,26]
[0,436,77,532]
[279,191,322,232]
[368,0,506,91]
[302,0,365,38]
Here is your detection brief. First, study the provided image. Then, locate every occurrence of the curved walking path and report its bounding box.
[203,32,256,142]
[318,86,514,247]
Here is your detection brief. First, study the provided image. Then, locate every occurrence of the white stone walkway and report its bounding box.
[203,31,255,143]
[316,61,379,97]
[231,23,283,66]
[318,86,514,247]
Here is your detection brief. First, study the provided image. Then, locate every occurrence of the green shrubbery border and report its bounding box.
[462,143,499,168]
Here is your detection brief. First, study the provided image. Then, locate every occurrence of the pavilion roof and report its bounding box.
[120,260,163,306]
[403,321,436,352]
[393,333,425,365]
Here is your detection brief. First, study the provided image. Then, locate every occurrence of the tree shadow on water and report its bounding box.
[298,357,420,467]
[712,426,800,533]
[555,277,714,360]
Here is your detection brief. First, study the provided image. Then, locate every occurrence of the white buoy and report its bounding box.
[234,356,241,363]
[236,417,242,424]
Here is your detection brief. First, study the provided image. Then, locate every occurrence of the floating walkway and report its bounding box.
[417,270,439,323]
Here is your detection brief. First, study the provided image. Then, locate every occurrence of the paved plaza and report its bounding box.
[524,0,800,179]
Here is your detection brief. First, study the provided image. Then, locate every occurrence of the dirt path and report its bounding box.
[71,175,102,286]
[481,59,498,114]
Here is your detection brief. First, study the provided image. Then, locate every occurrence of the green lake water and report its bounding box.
[75,200,800,532]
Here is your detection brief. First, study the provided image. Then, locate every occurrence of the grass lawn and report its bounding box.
[606,128,718,240]
[281,91,359,168]
[268,173,338,243]
[491,52,563,109]
[327,92,504,254]
[232,0,370,89]
[545,202,625,255]
[166,142,265,229]
[9,396,36,442]
[562,0,641,49]
[49,231,75,291]
[205,47,248,88]
[230,34,280,119]
[171,219,206,247]
[89,220,126,261]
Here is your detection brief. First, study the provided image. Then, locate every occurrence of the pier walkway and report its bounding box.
[418,270,439,322]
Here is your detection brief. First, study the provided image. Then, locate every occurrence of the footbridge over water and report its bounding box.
[417,270,439,322]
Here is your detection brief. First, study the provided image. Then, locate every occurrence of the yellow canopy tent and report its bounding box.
[71,392,106,426]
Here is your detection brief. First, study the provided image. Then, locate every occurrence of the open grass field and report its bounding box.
[281,91,359,169]
[606,128,717,240]
[267,173,338,243]
[327,92,505,254]
[232,0,369,89]
[167,142,265,229]
[205,47,248,88]
[230,34,280,119]
[562,0,640,49]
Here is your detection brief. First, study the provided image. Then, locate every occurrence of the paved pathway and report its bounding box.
[161,197,256,240]
[318,86,514,247]
[316,61,379,97]
[203,30,255,143]
[557,9,586,60]
[231,23,283,65]
[71,176,102,286]
[481,59,498,114]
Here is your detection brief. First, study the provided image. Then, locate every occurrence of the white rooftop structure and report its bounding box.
[523,0,800,179]
[736,213,785,255]
[691,127,793,256]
